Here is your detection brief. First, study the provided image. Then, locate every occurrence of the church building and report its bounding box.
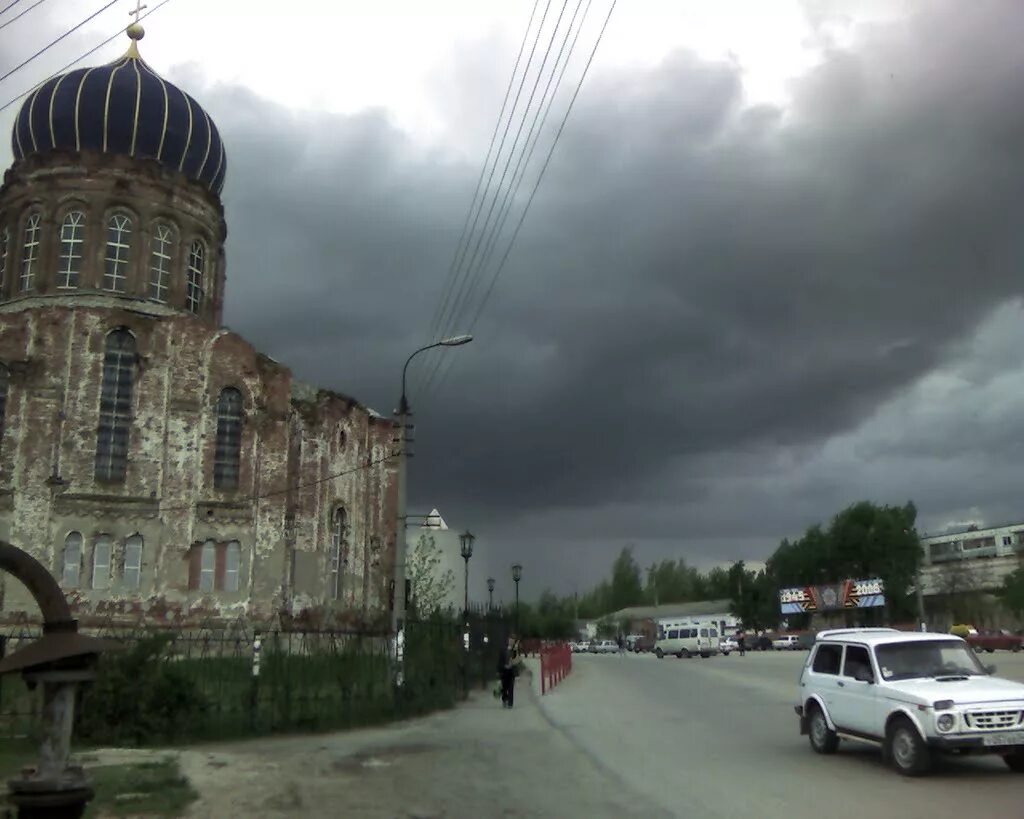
[0,23,398,627]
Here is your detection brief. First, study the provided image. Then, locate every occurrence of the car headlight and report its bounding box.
[936,713,956,733]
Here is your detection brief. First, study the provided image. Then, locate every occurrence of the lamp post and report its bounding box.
[390,335,472,637]
[487,577,495,611]
[460,530,475,620]
[512,563,522,633]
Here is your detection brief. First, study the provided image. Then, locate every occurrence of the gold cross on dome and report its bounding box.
[130,0,148,24]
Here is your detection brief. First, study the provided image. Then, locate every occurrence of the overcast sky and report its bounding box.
[3,0,1024,604]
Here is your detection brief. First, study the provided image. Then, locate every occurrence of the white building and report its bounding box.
[406,509,475,615]
[920,522,1024,595]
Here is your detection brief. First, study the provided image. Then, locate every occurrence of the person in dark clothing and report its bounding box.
[737,630,746,657]
[497,638,519,708]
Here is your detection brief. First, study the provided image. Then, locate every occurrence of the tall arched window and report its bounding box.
[149,223,174,302]
[103,213,132,292]
[123,534,143,590]
[0,363,8,440]
[328,507,346,600]
[92,534,112,590]
[57,210,85,289]
[214,387,243,489]
[62,531,82,588]
[94,329,135,482]
[186,240,204,314]
[199,540,216,592]
[225,541,241,592]
[0,225,8,294]
[20,211,41,293]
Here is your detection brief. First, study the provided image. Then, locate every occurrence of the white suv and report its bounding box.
[795,628,1024,776]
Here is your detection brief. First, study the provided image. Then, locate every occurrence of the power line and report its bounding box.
[434,0,573,355]
[0,0,174,114]
[424,0,543,348]
[0,0,47,32]
[0,0,120,86]
[427,0,590,398]
[0,0,28,17]
[430,0,617,396]
[414,0,556,394]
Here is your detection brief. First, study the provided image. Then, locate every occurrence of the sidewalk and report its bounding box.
[80,667,666,819]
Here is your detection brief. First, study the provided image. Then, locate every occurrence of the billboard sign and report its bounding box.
[779,578,885,614]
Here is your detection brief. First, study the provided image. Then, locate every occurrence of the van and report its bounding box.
[654,619,720,659]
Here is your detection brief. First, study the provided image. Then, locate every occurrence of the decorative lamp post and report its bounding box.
[511,563,523,632]
[460,530,475,620]
[390,334,472,636]
[487,577,495,611]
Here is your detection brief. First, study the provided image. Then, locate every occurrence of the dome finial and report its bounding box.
[125,0,146,57]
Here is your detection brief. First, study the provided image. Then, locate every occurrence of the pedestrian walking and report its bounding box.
[497,636,520,708]
[617,634,626,656]
[737,630,746,657]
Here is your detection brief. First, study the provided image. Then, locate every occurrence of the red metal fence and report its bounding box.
[539,642,572,694]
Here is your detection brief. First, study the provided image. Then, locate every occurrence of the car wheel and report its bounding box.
[1013,644,1021,653]
[1003,754,1024,773]
[808,704,839,755]
[722,650,730,656]
[887,718,931,776]
[987,648,995,654]
[656,648,663,659]
[682,649,692,659]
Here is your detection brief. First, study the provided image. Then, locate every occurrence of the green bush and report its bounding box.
[77,635,208,745]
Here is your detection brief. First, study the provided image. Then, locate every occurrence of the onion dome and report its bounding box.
[11,25,226,195]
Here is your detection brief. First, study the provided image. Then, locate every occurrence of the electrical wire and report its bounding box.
[426,0,590,400]
[432,0,573,356]
[0,0,28,17]
[0,0,120,86]
[413,0,556,394]
[0,0,47,32]
[429,0,617,397]
[424,0,543,348]
[0,0,174,114]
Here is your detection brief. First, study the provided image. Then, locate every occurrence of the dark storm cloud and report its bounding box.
[174,2,1024,585]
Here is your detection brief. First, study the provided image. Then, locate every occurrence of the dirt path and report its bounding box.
[82,671,665,819]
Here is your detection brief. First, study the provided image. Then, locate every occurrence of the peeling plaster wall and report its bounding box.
[0,304,398,627]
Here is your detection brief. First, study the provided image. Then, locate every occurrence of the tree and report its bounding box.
[999,566,1024,620]
[609,545,644,612]
[407,534,455,616]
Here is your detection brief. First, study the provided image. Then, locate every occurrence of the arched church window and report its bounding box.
[103,213,132,292]
[57,210,85,289]
[94,329,135,482]
[62,532,82,588]
[149,223,175,302]
[328,507,347,600]
[0,224,8,295]
[0,363,8,439]
[92,534,112,590]
[186,240,205,314]
[20,211,41,293]
[123,534,143,590]
[213,387,243,489]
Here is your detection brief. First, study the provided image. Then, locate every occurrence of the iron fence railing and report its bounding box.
[0,610,510,745]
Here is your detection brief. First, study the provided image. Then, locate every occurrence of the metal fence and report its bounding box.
[0,610,510,746]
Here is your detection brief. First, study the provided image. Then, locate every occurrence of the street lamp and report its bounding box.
[511,563,522,633]
[460,530,475,619]
[487,577,495,611]
[391,335,473,636]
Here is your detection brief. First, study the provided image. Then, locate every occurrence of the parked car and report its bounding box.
[571,640,590,653]
[590,639,618,654]
[966,629,1023,653]
[773,635,801,650]
[750,634,774,651]
[720,637,739,655]
[795,627,1024,775]
[633,634,656,653]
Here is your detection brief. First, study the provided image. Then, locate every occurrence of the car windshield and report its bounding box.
[874,640,987,681]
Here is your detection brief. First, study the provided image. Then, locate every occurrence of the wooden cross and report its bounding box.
[130,0,148,24]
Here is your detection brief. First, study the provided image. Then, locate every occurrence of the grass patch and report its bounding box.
[0,755,197,818]
[85,758,198,818]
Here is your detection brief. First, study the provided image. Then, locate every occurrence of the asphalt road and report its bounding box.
[537,650,1024,819]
